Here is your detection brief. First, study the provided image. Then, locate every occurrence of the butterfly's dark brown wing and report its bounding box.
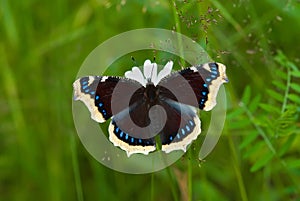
[158,62,228,111]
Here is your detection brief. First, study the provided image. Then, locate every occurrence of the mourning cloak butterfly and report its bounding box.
[73,60,228,156]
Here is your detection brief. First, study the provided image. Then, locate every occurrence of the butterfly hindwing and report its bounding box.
[109,119,156,157]
[158,99,201,153]
[107,91,201,155]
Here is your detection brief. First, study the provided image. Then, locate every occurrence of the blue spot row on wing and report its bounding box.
[204,63,219,85]
[113,122,153,146]
[199,82,208,107]
[208,63,219,80]
[85,77,106,118]
[168,120,195,143]
[199,98,206,108]
[80,78,97,96]
[95,96,106,118]
[199,63,220,108]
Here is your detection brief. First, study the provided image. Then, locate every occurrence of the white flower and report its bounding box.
[125,59,173,86]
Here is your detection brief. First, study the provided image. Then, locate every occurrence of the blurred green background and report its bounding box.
[1,0,300,200]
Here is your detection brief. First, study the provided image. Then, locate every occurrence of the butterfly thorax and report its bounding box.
[144,83,159,104]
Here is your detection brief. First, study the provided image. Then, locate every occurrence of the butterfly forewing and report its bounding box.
[158,62,227,111]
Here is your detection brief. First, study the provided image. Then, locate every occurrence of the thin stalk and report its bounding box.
[170,0,185,66]
[70,135,84,201]
[281,65,291,114]
[151,173,154,201]
[228,136,248,201]
[241,103,276,155]
[166,167,180,201]
[187,150,193,201]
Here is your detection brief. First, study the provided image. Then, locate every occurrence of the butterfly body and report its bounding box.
[73,60,228,156]
[144,83,159,104]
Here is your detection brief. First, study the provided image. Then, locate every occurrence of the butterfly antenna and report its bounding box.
[131,56,137,66]
[178,59,184,70]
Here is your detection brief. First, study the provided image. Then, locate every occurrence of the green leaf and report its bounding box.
[243,141,264,159]
[239,131,259,149]
[228,118,252,129]
[249,94,261,112]
[267,89,284,102]
[274,50,298,71]
[250,152,274,172]
[259,103,280,114]
[291,70,300,78]
[288,94,300,104]
[272,80,286,91]
[290,83,300,93]
[257,116,273,128]
[287,61,299,71]
[227,108,244,120]
[275,70,287,80]
[241,85,251,105]
[274,50,286,65]
[278,135,296,156]
[286,159,300,169]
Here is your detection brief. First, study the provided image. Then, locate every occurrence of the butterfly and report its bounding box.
[73,60,228,157]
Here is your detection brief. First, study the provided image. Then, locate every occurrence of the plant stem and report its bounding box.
[166,167,179,201]
[188,150,193,201]
[281,62,291,114]
[228,136,248,201]
[241,103,276,155]
[70,135,84,201]
[170,0,185,66]
[151,173,154,201]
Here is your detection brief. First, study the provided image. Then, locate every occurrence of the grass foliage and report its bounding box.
[227,50,300,199]
[1,0,300,201]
